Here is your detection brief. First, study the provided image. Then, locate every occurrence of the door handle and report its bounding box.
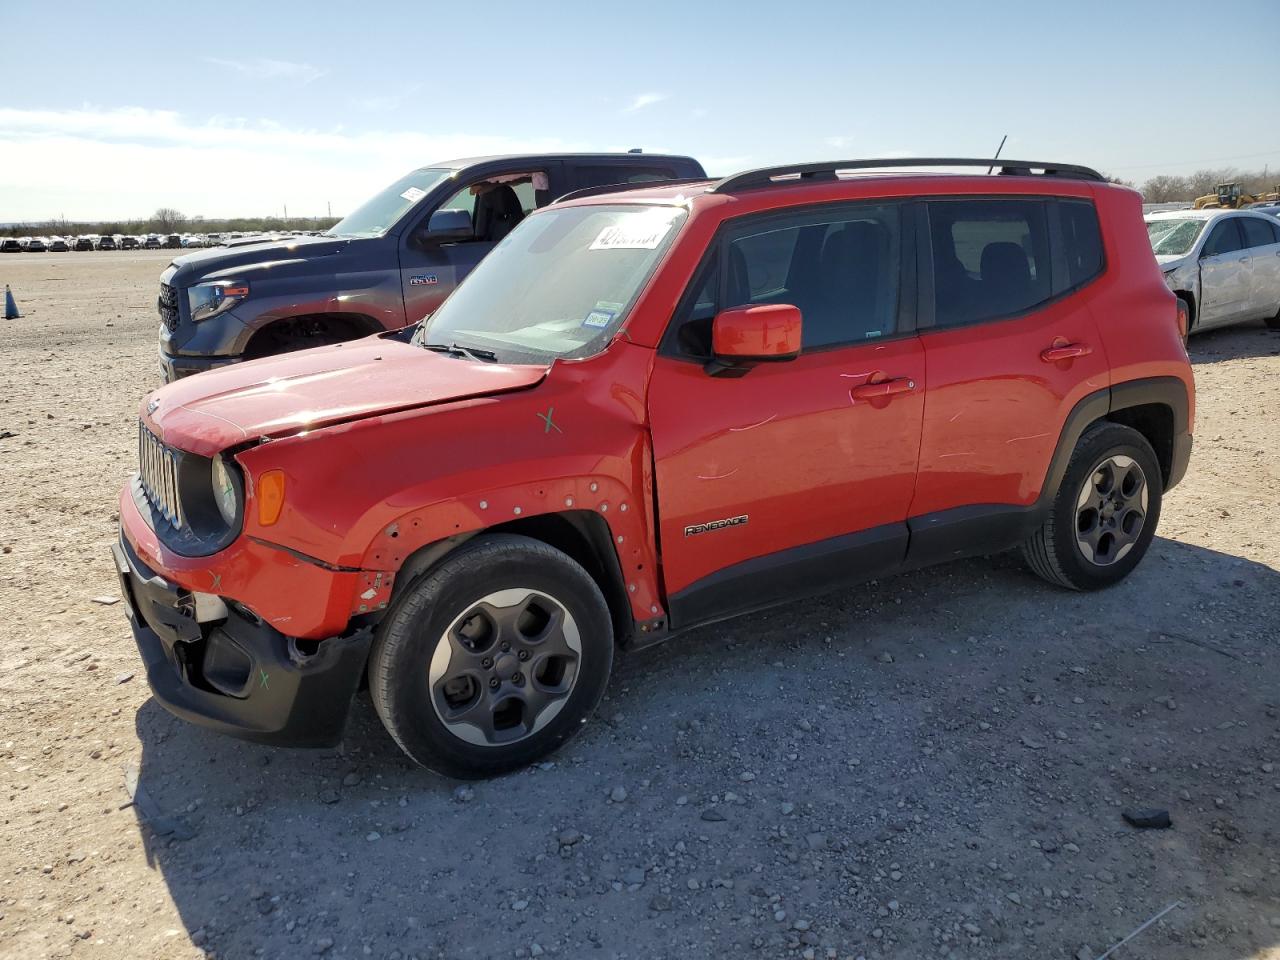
[1040,342,1092,362]
[850,377,916,401]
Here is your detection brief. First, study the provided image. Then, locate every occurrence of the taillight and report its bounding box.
[1174,299,1189,340]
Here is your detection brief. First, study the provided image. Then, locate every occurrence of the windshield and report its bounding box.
[419,204,687,363]
[328,168,452,238]
[1146,218,1206,256]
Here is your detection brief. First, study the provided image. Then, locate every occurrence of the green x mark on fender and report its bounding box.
[537,407,563,435]
[259,670,269,690]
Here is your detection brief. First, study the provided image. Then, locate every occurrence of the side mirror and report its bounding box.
[419,208,473,246]
[707,303,802,375]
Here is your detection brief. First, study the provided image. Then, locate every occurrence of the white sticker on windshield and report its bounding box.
[400,186,428,203]
[589,212,676,251]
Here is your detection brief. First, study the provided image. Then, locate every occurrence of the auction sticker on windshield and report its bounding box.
[400,186,428,203]
[589,210,680,251]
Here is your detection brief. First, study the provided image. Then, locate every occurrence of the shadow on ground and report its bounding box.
[130,535,1280,959]
[1187,320,1280,365]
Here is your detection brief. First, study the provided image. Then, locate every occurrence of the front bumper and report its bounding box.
[112,533,372,747]
[158,348,240,383]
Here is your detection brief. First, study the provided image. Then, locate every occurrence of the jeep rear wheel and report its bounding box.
[369,534,613,779]
[1021,423,1162,590]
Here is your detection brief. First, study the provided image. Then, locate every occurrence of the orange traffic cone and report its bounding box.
[3,285,19,320]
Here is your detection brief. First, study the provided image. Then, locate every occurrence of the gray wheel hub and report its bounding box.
[1074,454,1148,566]
[428,588,581,747]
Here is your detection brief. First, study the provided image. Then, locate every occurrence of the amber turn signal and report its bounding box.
[257,470,286,526]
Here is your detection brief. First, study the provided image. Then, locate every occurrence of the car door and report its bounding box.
[1239,215,1280,319]
[1197,217,1250,329]
[647,201,925,626]
[398,163,563,323]
[909,196,1111,552]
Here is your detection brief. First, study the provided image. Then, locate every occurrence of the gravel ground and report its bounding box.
[1,251,1278,960]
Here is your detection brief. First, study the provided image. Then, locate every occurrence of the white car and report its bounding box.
[1147,209,1280,335]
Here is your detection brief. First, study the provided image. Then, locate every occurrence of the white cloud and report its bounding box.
[204,57,327,84]
[824,136,854,150]
[623,93,667,113]
[0,106,575,221]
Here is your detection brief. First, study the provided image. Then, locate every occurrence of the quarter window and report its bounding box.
[1202,220,1244,257]
[927,199,1052,327]
[576,166,678,189]
[1059,200,1104,288]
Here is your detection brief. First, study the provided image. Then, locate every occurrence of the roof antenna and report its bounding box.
[986,135,1008,175]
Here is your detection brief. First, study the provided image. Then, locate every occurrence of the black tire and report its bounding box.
[369,534,614,779]
[1021,422,1162,591]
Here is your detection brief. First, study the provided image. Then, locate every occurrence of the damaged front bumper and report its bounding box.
[112,534,372,747]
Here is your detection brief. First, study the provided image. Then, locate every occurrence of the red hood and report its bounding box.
[142,337,549,457]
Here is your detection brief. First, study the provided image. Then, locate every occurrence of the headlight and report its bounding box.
[211,455,241,526]
[187,280,250,322]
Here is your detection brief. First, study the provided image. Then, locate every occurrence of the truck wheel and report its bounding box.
[1021,423,1162,591]
[369,534,614,779]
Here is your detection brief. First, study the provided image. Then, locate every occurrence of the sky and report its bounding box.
[2,0,1279,223]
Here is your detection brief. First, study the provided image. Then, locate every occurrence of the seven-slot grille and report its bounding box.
[158,282,179,332]
[138,422,182,527]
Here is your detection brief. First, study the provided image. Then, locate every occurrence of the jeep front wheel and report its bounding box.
[369,534,614,778]
[1021,423,1162,590]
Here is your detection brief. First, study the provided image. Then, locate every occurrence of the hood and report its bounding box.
[168,234,359,285]
[142,336,549,457]
[1155,253,1192,268]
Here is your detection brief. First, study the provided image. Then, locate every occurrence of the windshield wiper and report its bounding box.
[421,341,498,362]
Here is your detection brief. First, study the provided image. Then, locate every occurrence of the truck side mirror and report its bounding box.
[420,208,474,246]
[706,303,802,376]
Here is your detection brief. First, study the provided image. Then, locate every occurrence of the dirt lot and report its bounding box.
[1,250,1278,960]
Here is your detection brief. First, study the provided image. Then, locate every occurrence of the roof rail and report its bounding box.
[553,177,713,204]
[711,158,1105,194]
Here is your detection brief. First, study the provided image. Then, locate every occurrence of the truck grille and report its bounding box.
[158,282,179,332]
[138,422,183,527]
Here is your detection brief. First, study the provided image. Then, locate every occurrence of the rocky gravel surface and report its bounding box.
[1,251,1278,960]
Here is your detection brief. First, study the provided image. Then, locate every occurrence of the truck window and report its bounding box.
[575,166,678,188]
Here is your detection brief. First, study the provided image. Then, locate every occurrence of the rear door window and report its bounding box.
[1240,217,1279,249]
[926,199,1052,327]
[575,165,679,189]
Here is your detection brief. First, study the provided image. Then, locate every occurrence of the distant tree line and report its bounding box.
[1137,167,1279,203]
[2,208,342,238]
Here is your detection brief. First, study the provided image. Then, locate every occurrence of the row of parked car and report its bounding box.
[1,229,326,254]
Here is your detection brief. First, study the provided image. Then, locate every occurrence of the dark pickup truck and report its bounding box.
[156,152,705,381]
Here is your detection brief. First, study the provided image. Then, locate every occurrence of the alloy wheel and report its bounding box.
[1074,454,1148,566]
[428,588,581,746]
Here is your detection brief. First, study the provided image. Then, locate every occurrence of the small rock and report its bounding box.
[342,772,362,787]
[780,802,795,816]
[314,937,334,954]
[793,919,811,931]
[1006,892,1022,905]
[1075,948,1093,960]
[876,652,895,664]
[558,829,582,847]
[453,785,475,803]
[1261,763,1275,774]
[623,867,645,886]
[609,786,628,803]
[115,672,134,685]
[91,596,121,606]
[318,789,340,805]
[649,894,671,911]
[1096,869,1115,883]
[740,771,755,783]
[365,831,381,842]
[1020,735,1045,750]
[963,922,981,935]
[530,945,544,958]
[512,899,528,911]
[700,808,727,822]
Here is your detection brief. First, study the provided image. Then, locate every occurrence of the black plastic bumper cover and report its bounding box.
[112,536,371,747]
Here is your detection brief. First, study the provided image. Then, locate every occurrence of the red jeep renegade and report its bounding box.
[114,158,1194,778]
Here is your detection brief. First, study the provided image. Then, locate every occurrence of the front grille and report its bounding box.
[138,422,183,528]
[158,282,179,332]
